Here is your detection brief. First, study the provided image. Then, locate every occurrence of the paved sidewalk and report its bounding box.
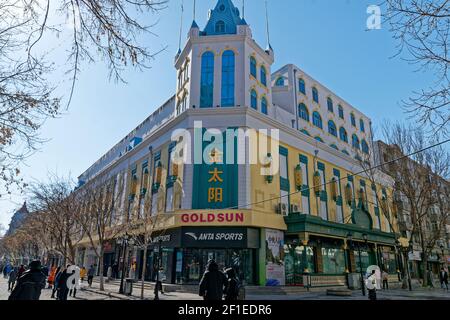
[80,278,202,300]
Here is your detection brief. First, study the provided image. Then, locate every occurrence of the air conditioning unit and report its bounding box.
[278,203,288,216]
[290,204,300,214]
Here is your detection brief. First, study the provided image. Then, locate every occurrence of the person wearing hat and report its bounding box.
[8,260,46,300]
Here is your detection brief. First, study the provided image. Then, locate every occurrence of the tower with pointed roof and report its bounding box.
[175,0,274,116]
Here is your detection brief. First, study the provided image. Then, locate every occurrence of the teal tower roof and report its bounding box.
[203,0,246,36]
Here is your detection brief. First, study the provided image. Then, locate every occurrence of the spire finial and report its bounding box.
[193,0,196,21]
[265,0,272,49]
[242,0,245,19]
[178,0,184,52]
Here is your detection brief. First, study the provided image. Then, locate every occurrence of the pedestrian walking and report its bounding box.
[199,260,228,301]
[224,268,240,301]
[2,264,10,278]
[51,266,62,298]
[382,270,389,290]
[56,266,71,301]
[154,267,166,296]
[80,266,87,283]
[47,265,57,289]
[8,267,18,291]
[87,265,95,287]
[439,268,448,291]
[366,270,378,301]
[8,260,46,301]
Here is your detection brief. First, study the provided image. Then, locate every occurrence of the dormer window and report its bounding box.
[215,20,225,33]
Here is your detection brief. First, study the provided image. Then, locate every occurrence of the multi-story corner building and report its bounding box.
[75,0,401,287]
[375,141,450,279]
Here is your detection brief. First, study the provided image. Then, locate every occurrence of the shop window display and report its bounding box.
[321,246,346,274]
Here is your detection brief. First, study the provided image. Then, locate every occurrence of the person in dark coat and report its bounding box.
[199,260,227,301]
[8,267,18,291]
[439,268,448,291]
[224,268,240,301]
[56,265,71,301]
[8,260,46,300]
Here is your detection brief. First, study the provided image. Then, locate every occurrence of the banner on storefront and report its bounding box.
[265,229,285,286]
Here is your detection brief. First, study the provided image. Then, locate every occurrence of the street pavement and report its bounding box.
[0,276,119,300]
[1,276,449,300]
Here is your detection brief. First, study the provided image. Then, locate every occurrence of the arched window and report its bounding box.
[300,129,311,136]
[338,105,344,119]
[261,97,268,115]
[327,98,334,113]
[315,136,324,143]
[360,119,365,132]
[330,144,339,151]
[339,127,348,143]
[250,56,257,78]
[312,111,323,129]
[312,87,319,103]
[250,89,258,110]
[298,103,309,122]
[215,20,225,33]
[299,78,306,94]
[260,66,267,87]
[361,140,369,154]
[275,77,285,86]
[200,52,214,108]
[328,120,337,137]
[350,113,356,127]
[352,134,360,149]
[221,50,235,107]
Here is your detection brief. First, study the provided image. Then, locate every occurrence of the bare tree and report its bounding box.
[385,0,450,136]
[0,0,167,195]
[74,174,128,291]
[381,121,450,287]
[28,174,81,265]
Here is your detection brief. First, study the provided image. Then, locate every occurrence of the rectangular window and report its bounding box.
[322,246,346,274]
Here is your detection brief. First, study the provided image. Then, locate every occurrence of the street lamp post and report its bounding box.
[118,233,130,294]
[347,232,367,296]
[440,244,446,269]
[396,238,412,291]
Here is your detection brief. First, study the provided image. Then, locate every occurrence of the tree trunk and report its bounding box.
[99,247,105,291]
[422,256,428,287]
[141,245,148,300]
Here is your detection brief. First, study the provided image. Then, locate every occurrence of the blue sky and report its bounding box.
[0,0,437,230]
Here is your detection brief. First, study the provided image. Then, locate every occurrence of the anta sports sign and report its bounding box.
[182,227,260,248]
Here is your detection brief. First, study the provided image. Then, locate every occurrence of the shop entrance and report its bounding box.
[181,248,255,285]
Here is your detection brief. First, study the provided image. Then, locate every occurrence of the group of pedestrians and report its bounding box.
[1,260,99,300]
[198,260,242,301]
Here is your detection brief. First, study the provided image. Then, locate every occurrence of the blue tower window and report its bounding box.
[250,56,257,78]
[338,105,344,119]
[360,119,365,132]
[215,20,225,33]
[362,139,369,154]
[261,97,268,115]
[251,89,258,110]
[260,66,267,87]
[200,52,214,108]
[312,87,319,103]
[327,97,334,113]
[221,50,235,107]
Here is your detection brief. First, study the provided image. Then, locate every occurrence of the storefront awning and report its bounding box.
[284,214,396,245]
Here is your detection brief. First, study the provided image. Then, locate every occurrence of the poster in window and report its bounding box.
[265,229,285,286]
